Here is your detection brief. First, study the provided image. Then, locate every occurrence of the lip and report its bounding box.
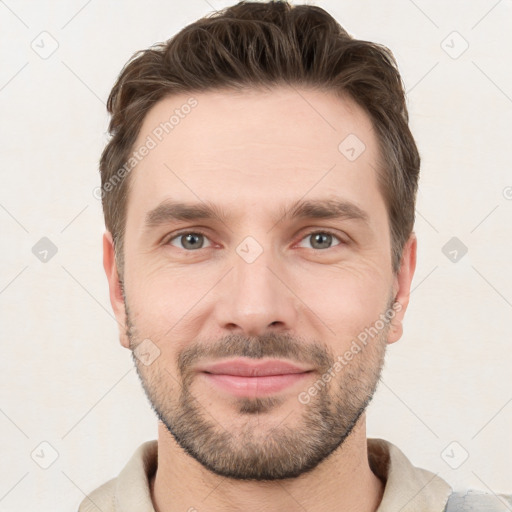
[196,358,313,377]
[196,358,313,397]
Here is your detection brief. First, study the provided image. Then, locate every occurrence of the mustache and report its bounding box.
[177,331,333,378]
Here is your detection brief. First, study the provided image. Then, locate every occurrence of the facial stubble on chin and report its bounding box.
[124,297,391,481]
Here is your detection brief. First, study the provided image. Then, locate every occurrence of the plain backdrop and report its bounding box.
[0,0,511,510]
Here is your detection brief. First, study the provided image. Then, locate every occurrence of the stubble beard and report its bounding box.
[126,299,391,481]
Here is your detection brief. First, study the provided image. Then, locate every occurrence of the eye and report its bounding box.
[166,231,213,251]
[164,229,345,252]
[297,230,344,250]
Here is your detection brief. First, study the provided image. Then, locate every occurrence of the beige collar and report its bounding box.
[106,437,452,512]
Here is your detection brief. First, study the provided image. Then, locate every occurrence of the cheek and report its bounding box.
[296,263,390,343]
[126,266,213,351]
[130,263,203,310]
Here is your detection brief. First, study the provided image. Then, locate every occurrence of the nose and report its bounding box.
[213,241,299,337]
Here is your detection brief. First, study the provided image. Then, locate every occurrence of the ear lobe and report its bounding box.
[103,231,130,349]
[388,233,417,344]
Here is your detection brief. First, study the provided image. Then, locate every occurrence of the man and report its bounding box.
[79,1,510,511]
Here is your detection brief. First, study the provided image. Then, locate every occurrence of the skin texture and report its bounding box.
[103,86,417,512]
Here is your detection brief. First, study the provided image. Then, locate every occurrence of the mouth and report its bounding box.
[195,358,314,397]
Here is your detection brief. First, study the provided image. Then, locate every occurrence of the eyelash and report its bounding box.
[163,229,346,251]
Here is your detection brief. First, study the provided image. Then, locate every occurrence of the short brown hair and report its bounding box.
[100,0,419,277]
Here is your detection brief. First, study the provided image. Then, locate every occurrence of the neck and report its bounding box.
[150,413,384,512]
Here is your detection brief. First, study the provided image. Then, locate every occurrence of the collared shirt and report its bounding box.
[78,437,453,512]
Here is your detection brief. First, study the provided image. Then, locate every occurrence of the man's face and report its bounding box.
[104,86,416,480]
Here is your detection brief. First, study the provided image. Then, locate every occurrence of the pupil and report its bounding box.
[314,233,330,249]
[184,233,201,249]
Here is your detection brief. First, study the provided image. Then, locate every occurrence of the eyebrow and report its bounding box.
[143,197,370,233]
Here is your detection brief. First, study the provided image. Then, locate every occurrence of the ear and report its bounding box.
[103,231,130,349]
[388,232,417,344]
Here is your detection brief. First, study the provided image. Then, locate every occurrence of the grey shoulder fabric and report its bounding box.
[444,489,512,511]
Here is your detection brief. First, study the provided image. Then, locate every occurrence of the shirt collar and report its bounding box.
[368,438,452,511]
[113,438,452,512]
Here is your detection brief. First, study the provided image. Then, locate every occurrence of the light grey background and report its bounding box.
[0,1,511,510]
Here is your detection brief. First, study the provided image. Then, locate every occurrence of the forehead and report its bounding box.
[126,86,384,230]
